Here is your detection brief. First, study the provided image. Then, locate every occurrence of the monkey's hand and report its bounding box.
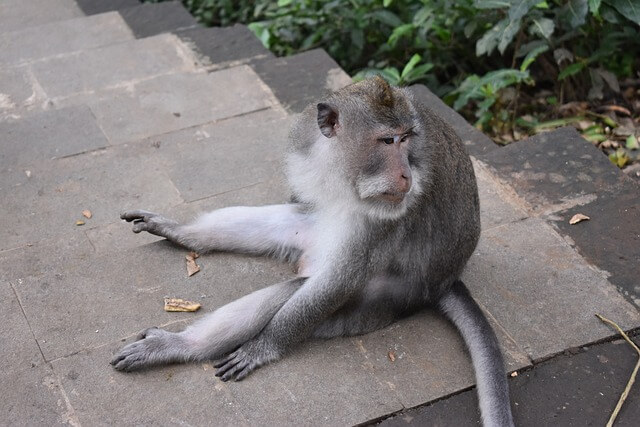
[111,327,184,371]
[120,210,178,237]
[214,336,282,382]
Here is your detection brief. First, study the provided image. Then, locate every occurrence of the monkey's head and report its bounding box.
[287,77,428,220]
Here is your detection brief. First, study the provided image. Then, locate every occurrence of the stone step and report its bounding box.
[1,33,200,119]
[0,11,134,68]
[176,24,274,70]
[250,48,353,113]
[118,0,198,39]
[75,0,140,15]
[0,0,84,34]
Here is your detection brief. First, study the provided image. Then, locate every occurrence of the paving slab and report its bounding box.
[550,183,640,308]
[479,127,630,214]
[75,0,140,15]
[147,108,291,202]
[12,239,292,360]
[119,1,198,38]
[0,140,182,251]
[0,282,70,425]
[0,105,108,168]
[0,67,37,116]
[0,12,133,67]
[350,309,530,409]
[251,49,353,113]
[0,0,83,34]
[89,66,276,145]
[30,33,197,99]
[176,24,274,70]
[379,336,640,426]
[410,85,497,157]
[463,217,640,362]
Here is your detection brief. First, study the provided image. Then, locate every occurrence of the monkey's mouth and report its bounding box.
[379,192,406,204]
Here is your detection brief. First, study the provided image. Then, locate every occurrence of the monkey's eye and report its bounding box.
[400,134,409,143]
[380,137,394,145]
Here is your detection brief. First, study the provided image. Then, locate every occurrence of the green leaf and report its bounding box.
[626,134,639,150]
[609,148,629,167]
[247,22,271,48]
[350,29,364,51]
[277,0,293,6]
[401,54,422,78]
[474,0,512,10]
[477,19,507,56]
[498,18,522,53]
[383,0,393,6]
[558,0,589,29]
[529,17,555,38]
[589,0,602,15]
[372,10,404,27]
[509,0,540,20]
[380,68,402,85]
[520,44,549,71]
[388,23,414,47]
[558,61,586,80]
[604,0,640,25]
[403,63,434,83]
[413,6,432,26]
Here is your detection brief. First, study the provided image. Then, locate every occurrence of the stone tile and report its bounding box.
[473,159,529,230]
[13,240,293,360]
[0,0,83,34]
[176,25,274,70]
[52,346,247,425]
[354,310,530,409]
[31,34,197,99]
[146,108,291,202]
[381,337,640,427]
[462,218,640,361]
[0,12,133,67]
[75,0,140,15]
[0,142,182,250]
[0,67,37,116]
[227,337,403,425]
[251,49,352,113]
[90,66,276,144]
[550,183,640,308]
[0,105,109,168]
[120,1,198,38]
[0,282,69,425]
[479,127,630,214]
[410,85,498,157]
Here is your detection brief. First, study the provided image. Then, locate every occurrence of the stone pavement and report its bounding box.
[1,1,638,426]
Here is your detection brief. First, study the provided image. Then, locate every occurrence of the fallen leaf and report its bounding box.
[510,371,518,377]
[82,209,92,219]
[388,351,396,362]
[598,105,631,116]
[569,214,590,225]
[75,220,85,226]
[186,252,200,277]
[163,297,201,312]
[626,135,639,150]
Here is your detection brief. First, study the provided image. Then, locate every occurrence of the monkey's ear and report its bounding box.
[317,103,339,138]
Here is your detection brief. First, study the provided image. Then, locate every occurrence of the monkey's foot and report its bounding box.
[120,210,178,236]
[214,339,281,382]
[111,327,182,371]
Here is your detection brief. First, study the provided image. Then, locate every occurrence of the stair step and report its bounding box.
[0,0,83,34]
[75,0,140,15]
[176,24,274,70]
[250,49,352,113]
[119,1,198,38]
[0,12,133,68]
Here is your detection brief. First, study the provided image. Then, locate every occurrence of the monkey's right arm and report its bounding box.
[120,204,311,258]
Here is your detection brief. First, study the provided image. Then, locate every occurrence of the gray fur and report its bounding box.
[111,78,513,427]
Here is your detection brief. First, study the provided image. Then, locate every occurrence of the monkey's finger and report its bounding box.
[213,350,239,369]
[131,222,148,233]
[120,210,156,222]
[220,358,248,382]
[233,364,255,382]
[215,353,246,379]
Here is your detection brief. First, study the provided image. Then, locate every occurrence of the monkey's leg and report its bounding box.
[111,278,304,371]
[121,204,312,258]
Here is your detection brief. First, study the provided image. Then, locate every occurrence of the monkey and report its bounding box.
[110,77,514,427]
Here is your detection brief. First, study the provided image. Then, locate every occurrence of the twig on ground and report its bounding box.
[595,314,640,427]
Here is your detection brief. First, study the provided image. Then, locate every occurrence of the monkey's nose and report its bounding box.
[399,173,411,193]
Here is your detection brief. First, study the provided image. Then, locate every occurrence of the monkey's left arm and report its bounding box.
[214,245,371,381]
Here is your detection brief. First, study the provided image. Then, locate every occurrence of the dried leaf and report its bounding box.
[82,209,92,219]
[75,220,85,226]
[510,371,518,377]
[599,105,631,116]
[388,351,396,362]
[186,252,200,277]
[164,297,201,312]
[569,213,590,225]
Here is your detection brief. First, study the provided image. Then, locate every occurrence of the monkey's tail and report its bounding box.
[438,280,515,427]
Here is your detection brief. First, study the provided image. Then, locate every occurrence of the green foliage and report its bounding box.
[148,0,640,127]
